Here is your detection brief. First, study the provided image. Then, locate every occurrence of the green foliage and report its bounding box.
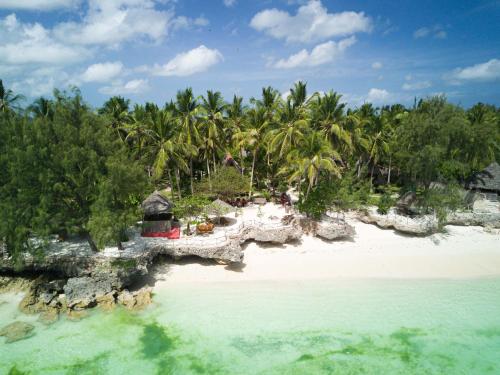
[198,167,249,200]
[172,195,209,221]
[416,183,465,228]
[377,191,395,215]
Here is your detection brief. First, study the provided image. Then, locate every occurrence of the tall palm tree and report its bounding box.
[227,95,247,171]
[28,97,54,120]
[0,79,24,114]
[269,99,309,159]
[200,90,226,188]
[98,96,131,141]
[310,91,352,159]
[282,131,341,198]
[233,107,268,197]
[174,88,200,194]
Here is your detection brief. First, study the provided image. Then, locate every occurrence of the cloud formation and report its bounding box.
[53,0,172,46]
[0,0,78,10]
[81,62,124,83]
[99,79,149,95]
[274,37,356,69]
[153,45,223,77]
[371,61,382,69]
[366,88,391,103]
[250,0,371,43]
[402,80,432,90]
[447,59,500,83]
[414,25,447,39]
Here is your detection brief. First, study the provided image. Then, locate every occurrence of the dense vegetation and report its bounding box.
[1,79,499,258]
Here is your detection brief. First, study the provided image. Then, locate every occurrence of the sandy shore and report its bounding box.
[154,204,500,287]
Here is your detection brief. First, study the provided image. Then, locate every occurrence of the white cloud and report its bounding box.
[172,15,209,30]
[223,0,236,7]
[81,61,124,83]
[402,80,432,90]
[366,88,391,103]
[99,79,149,95]
[250,0,372,43]
[153,45,223,77]
[372,61,382,69]
[0,0,78,10]
[53,0,173,46]
[446,59,500,83]
[274,37,356,69]
[0,14,89,65]
[414,25,447,39]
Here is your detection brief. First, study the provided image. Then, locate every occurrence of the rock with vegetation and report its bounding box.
[358,208,439,235]
[0,321,35,343]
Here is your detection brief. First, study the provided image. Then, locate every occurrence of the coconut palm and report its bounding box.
[233,107,268,197]
[98,96,131,141]
[174,88,201,194]
[310,91,352,159]
[282,131,341,198]
[0,79,24,114]
[227,95,247,170]
[28,97,54,120]
[200,90,226,186]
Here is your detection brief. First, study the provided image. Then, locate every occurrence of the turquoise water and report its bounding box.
[1,278,500,374]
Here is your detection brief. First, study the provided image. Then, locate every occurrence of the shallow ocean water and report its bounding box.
[1,278,500,374]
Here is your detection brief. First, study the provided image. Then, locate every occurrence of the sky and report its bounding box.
[0,0,499,108]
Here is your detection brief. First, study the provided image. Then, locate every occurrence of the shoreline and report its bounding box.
[153,218,500,287]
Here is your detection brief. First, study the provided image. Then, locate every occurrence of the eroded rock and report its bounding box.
[0,321,35,343]
[38,307,59,325]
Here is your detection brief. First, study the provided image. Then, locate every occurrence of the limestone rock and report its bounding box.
[67,310,88,321]
[315,215,355,240]
[357,208,438,235]
[63,276,114,309]
[38,307,59,325]
[117,288,152,311]
[117,290,135,309]
[0,321,35,343]
[96,292,116,312]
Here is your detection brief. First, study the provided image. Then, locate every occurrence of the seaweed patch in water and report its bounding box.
[8,366,29,375]
[140,322,178,359]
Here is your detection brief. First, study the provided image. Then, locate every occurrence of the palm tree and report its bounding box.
[233,107,268,197]
[282,131,341,198]
[310,91,352,160]
[200,90,226,188]
[0,79,24,114]
[98,96,131,141]
[174,88,200,194]
[227,95,247,171]
[145,107,191,199]
[269,99,309,159]
[28,97,54,120]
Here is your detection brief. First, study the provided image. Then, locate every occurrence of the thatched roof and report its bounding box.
[468,162,500,192]
[141,191,173,216]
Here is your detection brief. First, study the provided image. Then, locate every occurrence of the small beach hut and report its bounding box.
[466,162,500,212]
[141,191,179,238]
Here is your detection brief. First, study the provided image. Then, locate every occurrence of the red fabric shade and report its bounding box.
[141,227,180,239]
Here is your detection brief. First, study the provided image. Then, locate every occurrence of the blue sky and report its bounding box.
[0,0,499,108]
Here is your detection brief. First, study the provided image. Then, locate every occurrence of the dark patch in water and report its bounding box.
[297,354,315,361]
[140,323,178,359]
[476,327,500,338]
[46,353,110,374]
[8,366,29,375]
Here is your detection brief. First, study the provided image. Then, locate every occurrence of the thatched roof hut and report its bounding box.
[141,191,174,220]
[467,162,500,193]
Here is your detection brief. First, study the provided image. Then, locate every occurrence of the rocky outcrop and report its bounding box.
[357,208,438,235]
[0,321,35,343]
[446,211,500,228]
[116,288,152,311]
[239,224,302,244]
[357,207,500,235]
[298,215,355,240]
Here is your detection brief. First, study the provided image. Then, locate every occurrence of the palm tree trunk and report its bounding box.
[370,162,375,188]
[86,233,98,253]
[167,169,175,201]
[206,158,212,192]
[175,168,182,199]
[190,159,194,195]
[249,150,257,198]
[212,153,217,173]
[240,147,245,175]
[387,156,392,185]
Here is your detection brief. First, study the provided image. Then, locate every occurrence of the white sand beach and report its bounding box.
[153,204,500,287]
